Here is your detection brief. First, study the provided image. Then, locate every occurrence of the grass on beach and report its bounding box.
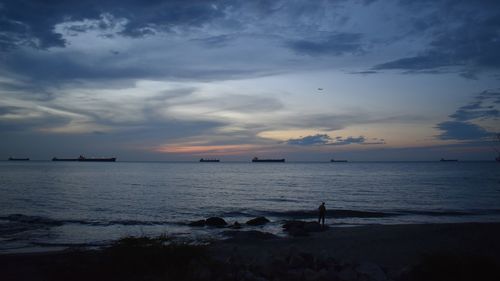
[38,236,211,281]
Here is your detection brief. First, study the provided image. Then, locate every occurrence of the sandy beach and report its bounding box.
[2,222,500,280]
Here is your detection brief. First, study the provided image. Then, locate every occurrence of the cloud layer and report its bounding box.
[436,90,500,141]
[1,0,500,160]
[286,134,385,146]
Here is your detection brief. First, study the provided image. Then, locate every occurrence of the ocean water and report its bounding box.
[1,161,499,253]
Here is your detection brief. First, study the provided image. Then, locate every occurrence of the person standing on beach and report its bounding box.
[318,202,326,228]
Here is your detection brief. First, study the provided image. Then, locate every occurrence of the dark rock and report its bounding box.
[205,217,227,227]
[283,220,308,236]
[222,230,277,240]
[194,266,212,281]
[304,268,329,281]
[246,216,271,226]
[300,252,316,269]
[189,219,206,227]
[288,226,309,237]
[285,268,305,281]
[230,221,242,229]
[289,253,306,269]
[355,262,387,281]
[269,257,288,277]
[282,220,305,230]
[282,220,328,236]
[304,221,323,232]
[326,268,340,281]
[338,267,357,281]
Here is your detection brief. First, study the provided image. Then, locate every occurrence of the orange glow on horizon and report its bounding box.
[155,144,259,155]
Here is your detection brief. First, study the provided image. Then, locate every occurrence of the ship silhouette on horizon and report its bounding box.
[52,155,116,162]
[199,158,220,162]
[252,157,285,163]
[8,157,29,161]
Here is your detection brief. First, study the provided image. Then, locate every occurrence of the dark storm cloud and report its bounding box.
[0,47,271,86]
[287,33,363,56]
[374,1,500,76]
[0,0,224,50]
[286,134,385,146]
[436,90,500,140]
[449,90,500,122]
[435,121,491,141]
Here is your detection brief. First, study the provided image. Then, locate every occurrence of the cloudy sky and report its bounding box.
[1,0,499,161]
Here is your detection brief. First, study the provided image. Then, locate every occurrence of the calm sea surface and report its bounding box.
[1,161,499,253]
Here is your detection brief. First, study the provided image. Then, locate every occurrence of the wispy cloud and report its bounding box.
[436,90,500,141]
[286,134,385,146]
[373,1,500,77]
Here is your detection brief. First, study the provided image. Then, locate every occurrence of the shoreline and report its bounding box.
[2,222,500,280]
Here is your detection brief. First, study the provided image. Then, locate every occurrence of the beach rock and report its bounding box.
[269,257,288,276]
[205,217,227,227]
[282,220,325,236]
[285,269,305,281]
[222,230,277,240]
[282,220,305,230]
[194,266,212,281]
[326,267,341,281]
[246,216,270,226]
[304,221,323,232]
[230,221,242,229]
[300,252,316,269]
[304,268,329,281]
[288,226,309,237]
[356,262,387,281]
[314,250,332,270]
[338,267,357,281]
[241,270,259,281]
[289,253,306,269]
[188,219,206,227]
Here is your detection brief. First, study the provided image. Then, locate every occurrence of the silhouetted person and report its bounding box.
[318,202,326,228]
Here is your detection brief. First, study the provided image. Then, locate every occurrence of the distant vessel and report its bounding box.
[8,157,29,161]
[78,155,116,162]
[252,157,285,162]
[440,158,458,162]
[52,155,116,162]
[199,158,220,162]
[52,157,79,161]
[330,159,348,162]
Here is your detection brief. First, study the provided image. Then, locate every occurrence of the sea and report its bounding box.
[1,161,499,253]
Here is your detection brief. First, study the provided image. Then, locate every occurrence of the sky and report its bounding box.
[0,0,499,161]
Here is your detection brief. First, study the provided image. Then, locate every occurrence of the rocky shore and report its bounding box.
[1,222,500,281]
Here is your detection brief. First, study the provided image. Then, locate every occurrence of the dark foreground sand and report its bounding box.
[2,222,500,281]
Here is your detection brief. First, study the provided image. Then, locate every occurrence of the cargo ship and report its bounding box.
[8,157,30,161]
[52,157,78,161]
[440,158,458,162]
[52,155,116,162]
[252,157,285,162]
[199,158,220,162]
[330,159,348,162]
